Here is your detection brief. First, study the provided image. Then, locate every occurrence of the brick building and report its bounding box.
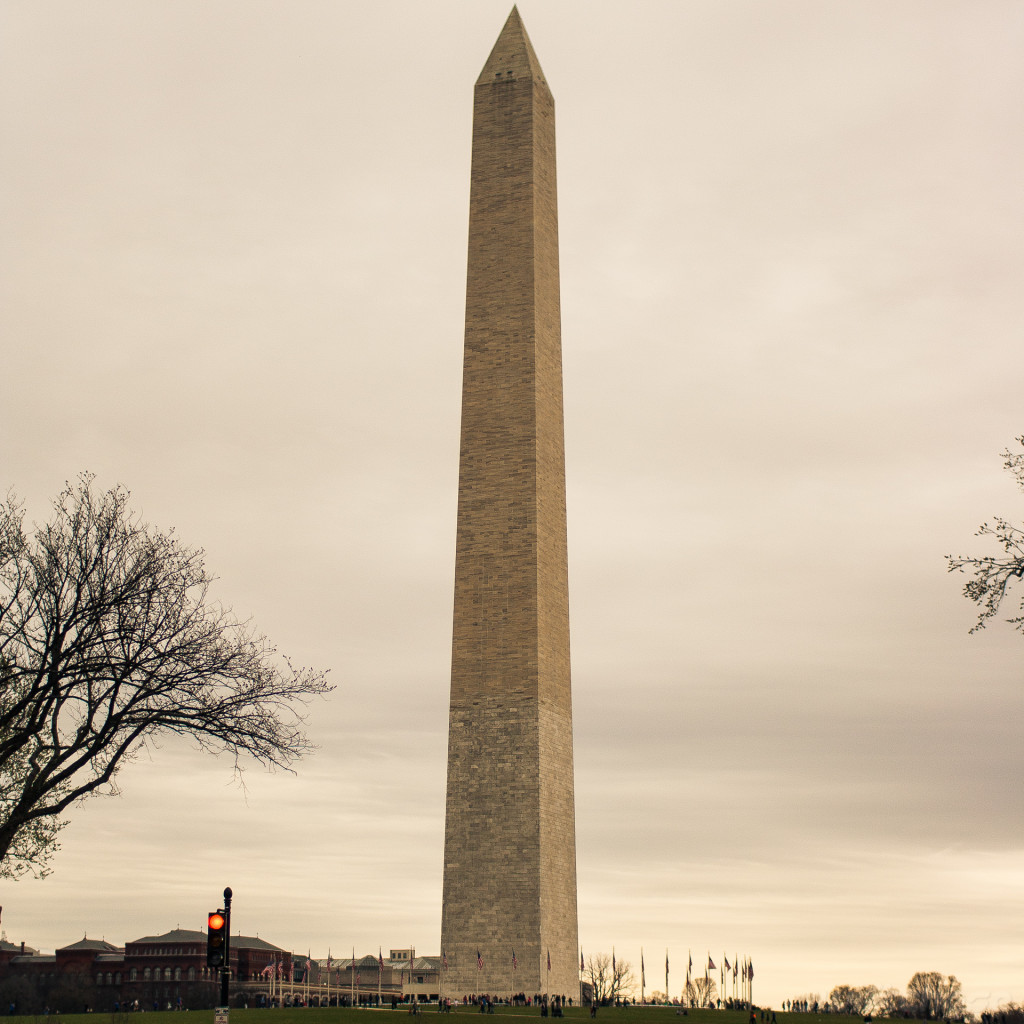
[0,928,291,1014]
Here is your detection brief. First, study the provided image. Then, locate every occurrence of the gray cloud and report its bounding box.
[2,0,1022,1011]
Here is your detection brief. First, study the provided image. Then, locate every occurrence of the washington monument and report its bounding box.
[440,8,579,1000]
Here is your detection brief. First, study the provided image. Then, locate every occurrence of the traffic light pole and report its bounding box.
[221,887,233,1009]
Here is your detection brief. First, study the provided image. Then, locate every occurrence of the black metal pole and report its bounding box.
[221,887,233,1008]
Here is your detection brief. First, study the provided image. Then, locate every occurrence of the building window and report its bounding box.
[164,967,172,981]
[130,969,137,982]
[174,968,181,981]
[115,973,121,985]
[97,974,104,986]
[107,973,113,986]
[188,967,195,982]
[144,968,151,981]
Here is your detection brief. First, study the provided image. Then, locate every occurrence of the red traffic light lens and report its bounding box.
[208,912,226,931]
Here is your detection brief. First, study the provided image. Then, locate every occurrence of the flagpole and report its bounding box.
[351,948,355,1008]
[580,949,584,1009]
[664,950,669,1007]
[640,948,644,1005]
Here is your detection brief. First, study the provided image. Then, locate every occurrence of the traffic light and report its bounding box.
[207,910,226,968]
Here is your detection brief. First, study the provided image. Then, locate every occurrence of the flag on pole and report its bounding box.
[641,950,645,988]
[749,960,754,980]
[612,949,616,974]
[476,950,483,971]
[688,952,693,972]
[547,950,551,972]
[707,956,715,971]
[724,956,730,972]
[378,950,384,972]
[442,951,449,972]
[512,949,518,971]
[581,950,585,972]
[665,952,669,973]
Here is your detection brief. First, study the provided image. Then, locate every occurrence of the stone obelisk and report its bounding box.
[439,6,579,1002]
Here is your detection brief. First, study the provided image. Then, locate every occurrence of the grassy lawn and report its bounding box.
[9,1009,869,1024]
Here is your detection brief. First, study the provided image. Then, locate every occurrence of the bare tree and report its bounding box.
[948,437,1024,634]
[906,973,965,1020]
[585,954,634,1004]
[0,476,331,878]
[981,1002,1024,1024]
[877,988,909,1017]
[686,976,717,1009]
[829,985,879,1015]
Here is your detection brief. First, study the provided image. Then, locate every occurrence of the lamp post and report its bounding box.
[221,888,233,1008]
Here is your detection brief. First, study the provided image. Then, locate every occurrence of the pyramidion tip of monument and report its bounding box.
[477,6,548,87]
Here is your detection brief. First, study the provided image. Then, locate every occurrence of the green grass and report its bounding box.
[8,1009,870,1024]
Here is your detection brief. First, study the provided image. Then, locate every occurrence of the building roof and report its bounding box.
[0,940,38,954]
[128,930,283,952]
[130,929,206,944]
[321,954,440,971]
[58,938,122,953]
[234,935,285,952]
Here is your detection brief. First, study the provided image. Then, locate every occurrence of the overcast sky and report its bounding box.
[2,0,1022,1012]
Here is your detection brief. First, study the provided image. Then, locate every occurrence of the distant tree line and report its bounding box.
[979,1004,1024,1024]
[788,973,967,1020]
